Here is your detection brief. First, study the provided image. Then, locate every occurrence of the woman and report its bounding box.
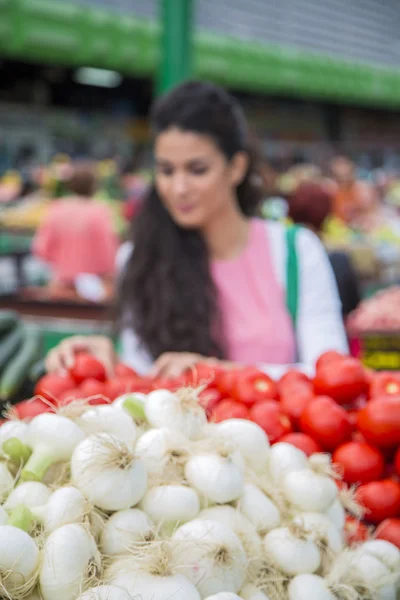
[33,163,118,292]
[47,81,348,379]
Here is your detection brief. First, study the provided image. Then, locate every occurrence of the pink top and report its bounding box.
[33,198,118,283]
[211,219,296,364]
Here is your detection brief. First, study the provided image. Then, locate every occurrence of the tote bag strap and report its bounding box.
[285,225,300,328]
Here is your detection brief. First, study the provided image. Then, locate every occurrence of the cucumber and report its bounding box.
[29,357,46,382]
[0,325,42,401]
[0,325,24,372]
[0,311,19,337]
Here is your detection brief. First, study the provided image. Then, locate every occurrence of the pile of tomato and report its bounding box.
[6,350,400,548]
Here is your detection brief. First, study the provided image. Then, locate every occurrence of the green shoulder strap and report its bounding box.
[285,225,299,328]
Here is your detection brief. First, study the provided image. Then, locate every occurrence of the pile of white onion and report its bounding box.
[0,386,398,600]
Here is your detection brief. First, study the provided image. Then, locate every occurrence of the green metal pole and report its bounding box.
[158,0,193,95]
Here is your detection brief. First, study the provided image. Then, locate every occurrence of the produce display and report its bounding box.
[347,286,400,334]
[0,347,399,599]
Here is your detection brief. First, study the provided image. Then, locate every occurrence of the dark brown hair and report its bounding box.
[288,181,333,231]
[119,81,263,360]
[67,163,97,197]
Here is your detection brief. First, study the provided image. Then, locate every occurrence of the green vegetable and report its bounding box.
[0,325,24,372]
[0,311,19,337]
[0,325,42,401]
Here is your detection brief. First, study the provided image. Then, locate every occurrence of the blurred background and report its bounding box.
[2,0,400,341]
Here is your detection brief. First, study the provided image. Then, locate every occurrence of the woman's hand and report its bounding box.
[45,335,116,377]
[150,352,216,380]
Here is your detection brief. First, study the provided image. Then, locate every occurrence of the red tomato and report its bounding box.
[299,395,352,451]
[278,432,322,456]
[106,376,153,399]
[333,442,385,485]
[210,399,250,423]
[34,374,75,403]
[198,387,222,414]
[79,379,110,404]
[184,362,222,387]
[232,372,278,406]
[10,398,53,420]
[216,369,241,398]
[375,518,400,549]
[69,353,106,385]
[395,448,400,479]
[280,382,314,426]
[344,516,370,545]
[314,357,368,405]
[279,370,310,396]
[114,363,138,378]
[250,401,293,443]
[58,388,84,405]
[370,372,400,399]
[315,350,344,371]
[357,396,400,449]
[357,480,400,524]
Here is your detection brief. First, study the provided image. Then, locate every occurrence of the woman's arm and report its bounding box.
[296,228,349,366]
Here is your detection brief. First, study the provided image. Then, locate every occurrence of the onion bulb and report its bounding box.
[185,453,244,504]
[0,420,29,447]
[283,469,337,513]
[100,509,154,556]
[76,585,133,600]
[293,512,343,555]
[106,540,201,600]
[0,505,7,525]
[4,481,51,510]
[76,406,137,449]
[237,483,280,534]
[145,389,207,440]
[288,574,336,600]
[213,419,270,472]
[240,584,271,600]
[32,486,89,533]
[40,523,101,600]
[171,519,247,597]
[71,434,147,511]
[267,443,308,485]
[0,525,39,598]
[358,540,400,574]
[325,498,345,532]
[139,485,200,526]
[263,527,321,575]
[22,414,84,481]
[205,595,243,600]
[135,428,190,480]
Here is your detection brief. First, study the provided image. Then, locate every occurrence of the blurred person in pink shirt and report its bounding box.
[33,163,118,292]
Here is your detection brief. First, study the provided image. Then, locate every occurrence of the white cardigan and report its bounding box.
[117,221,348,375]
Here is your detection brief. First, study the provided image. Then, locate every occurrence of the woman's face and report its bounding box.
[154,127,246,229]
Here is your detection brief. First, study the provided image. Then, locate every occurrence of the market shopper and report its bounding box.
[33,163,118,292]
[46,81,348,379]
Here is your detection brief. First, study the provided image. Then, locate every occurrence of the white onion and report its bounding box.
[283,469,337,513]
[77,406,137,449]
[145,389,207,440]
[139,485,200,525]
[22,414,84,481]
[214,419,270,472]
[288,574,336,600]
[352,552,396,600]
[71,434,147,511]
[33,486,89,533]
[4,481,51,510]
[267,443,308,485]
[100,509,155,556]
[359,540,400,574]
[263,527,321,575]
[110,571,200,600]
[40,523,101,600]
[185,453,244,503]
[325,498,345,531]
[172,519,247,597]
[0,420,29,447]
[237,483,280,533]
[77,585,133,600]
[0,462,14,501]
[0,505,8,525]
[0,525,39,597]
[135,428,189,478]
[205,594,243,600]
[293,512,343,554]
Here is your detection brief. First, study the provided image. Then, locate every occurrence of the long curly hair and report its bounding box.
[119,81,263,360]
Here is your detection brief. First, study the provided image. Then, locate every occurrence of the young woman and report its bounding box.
[46,81,348,379]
